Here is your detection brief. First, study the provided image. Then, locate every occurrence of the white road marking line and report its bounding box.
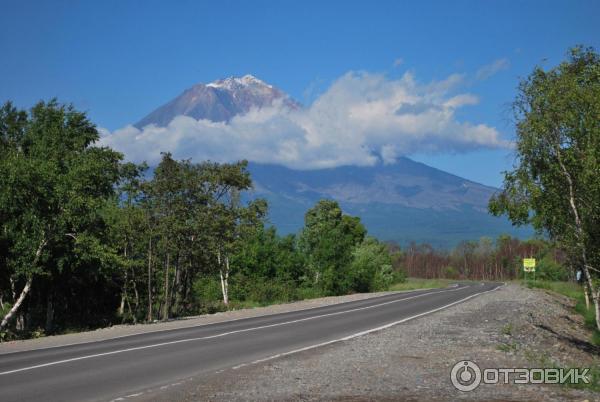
[0,285,472,376]
[231,284,503,370]
[0,287,444,357]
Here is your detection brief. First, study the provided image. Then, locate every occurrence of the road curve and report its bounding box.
[0,282,501,401]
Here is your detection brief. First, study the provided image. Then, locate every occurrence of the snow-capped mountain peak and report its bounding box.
[135,75,298,128]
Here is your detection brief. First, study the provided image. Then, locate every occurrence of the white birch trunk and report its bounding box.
[0,277,32,331]
[218,251,229,306]
[584,285,591,310]
[0,237,46,332]
[556,146,600,330]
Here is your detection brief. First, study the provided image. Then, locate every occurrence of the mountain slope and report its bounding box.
[247,161,531,248]
[135,75,298,128]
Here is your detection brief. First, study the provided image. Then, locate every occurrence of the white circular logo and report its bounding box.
[451,360,482,392]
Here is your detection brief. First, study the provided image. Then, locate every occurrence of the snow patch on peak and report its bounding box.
[206,75,272,90]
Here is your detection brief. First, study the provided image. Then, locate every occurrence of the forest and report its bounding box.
[0,100,569,340]
[398,237,569,281]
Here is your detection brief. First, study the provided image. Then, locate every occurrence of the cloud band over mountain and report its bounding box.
[99,71,511,169]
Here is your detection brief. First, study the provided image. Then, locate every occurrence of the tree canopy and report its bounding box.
[489,46,600,329]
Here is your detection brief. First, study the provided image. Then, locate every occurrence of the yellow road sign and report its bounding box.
[523,258,536,272]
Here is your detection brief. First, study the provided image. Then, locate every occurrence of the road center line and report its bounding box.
[0,287,449,357]
[232,284,503,369]
[0,285,470,376]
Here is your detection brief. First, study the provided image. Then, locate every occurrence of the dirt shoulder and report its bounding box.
[141,284,600,402]
[0,289,404,354]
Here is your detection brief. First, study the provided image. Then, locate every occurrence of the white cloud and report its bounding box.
[476,58,510,80]
[99,71,511,169]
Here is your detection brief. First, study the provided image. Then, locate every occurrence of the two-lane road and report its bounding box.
[0,282,501,401]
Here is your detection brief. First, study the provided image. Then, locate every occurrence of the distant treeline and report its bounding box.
[0,101,399,339]
[390,237,569,281]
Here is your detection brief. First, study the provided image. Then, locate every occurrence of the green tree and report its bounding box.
[348,237,394,292]
[104,162,148,323]
[489,46,600,329]
[230,226,306,302]
[0,100,122,331]
[299,200,366,295]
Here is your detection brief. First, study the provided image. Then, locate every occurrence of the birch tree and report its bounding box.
[489,46,600,330]
[0,100,122,332]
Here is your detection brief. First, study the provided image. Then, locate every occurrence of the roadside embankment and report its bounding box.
[144,283,599,401]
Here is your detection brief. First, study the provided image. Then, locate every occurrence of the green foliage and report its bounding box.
[299,200,366,295]
[535,255,569,281]
[388,278,454,291]
[348,238,394,292]
[0,100,123,333]
[191,277,226,314]
[501,323,513,336]
[489,46,600,328]
[444,266,459,279]
[231,227,305,283]
[230,276,298,304]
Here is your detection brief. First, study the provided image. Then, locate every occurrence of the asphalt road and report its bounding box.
[0,282,501,402]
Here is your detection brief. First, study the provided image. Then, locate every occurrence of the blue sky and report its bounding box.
[1,0,599,186]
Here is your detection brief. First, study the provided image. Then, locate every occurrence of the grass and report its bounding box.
[501,323,513,336]
[388,277,456,292]
[497,341,518,353]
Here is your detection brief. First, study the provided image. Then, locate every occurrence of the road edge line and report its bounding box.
[232,284,504,370]
[0,285,471,376]
[0,286,454,357]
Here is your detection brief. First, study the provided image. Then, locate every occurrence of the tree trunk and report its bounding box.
[162,253,170,321]
[595,292,600,332]
[218,251,229,306]
[584,285,591,310]
[0,277,33,331]
[131,268,139,324]
[45,293,54,334]
[556,146,600,330]
[119,271,128,319]
[1,237,46,332]
[219,269,229,306]
[16,314,25,331]
[147,237,153,322]
[172,256,181,316]
[9,277,16,302]
[119,247,129,319]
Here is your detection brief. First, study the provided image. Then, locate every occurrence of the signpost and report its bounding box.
[523,258,536,281]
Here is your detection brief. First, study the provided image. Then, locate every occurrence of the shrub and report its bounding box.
[348,238,394,292]
[536,256,569,281]
[444,266,459,279]
[192,277,223,304]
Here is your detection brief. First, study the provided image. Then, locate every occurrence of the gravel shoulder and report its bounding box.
[0,289,405,354]
[139,284,600,402]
